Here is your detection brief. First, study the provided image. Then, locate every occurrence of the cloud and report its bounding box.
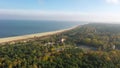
[0,9,120,23]
[106,0,120,4]
[0,9,87,21]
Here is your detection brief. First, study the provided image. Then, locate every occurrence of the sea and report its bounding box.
[0,20,85,38]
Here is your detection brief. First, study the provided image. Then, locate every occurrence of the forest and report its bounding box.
[0,23,120,68]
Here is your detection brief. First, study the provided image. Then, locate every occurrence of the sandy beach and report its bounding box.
[0,26,78,44]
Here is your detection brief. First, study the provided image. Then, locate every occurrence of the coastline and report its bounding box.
[0,25,79,44]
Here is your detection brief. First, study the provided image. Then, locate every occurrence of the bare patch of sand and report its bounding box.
[0,26,78,44]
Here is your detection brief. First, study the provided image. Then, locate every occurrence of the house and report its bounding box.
[112,45,115,50]
[61,38,66,43]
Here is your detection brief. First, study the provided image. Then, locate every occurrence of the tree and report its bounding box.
[83,38,91,44]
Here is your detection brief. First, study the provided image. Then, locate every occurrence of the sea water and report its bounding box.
[0,20,84,38]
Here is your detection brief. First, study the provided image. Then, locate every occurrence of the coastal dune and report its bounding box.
[0,26,78,44]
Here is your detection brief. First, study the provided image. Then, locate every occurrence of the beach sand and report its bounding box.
[0,26,78,44]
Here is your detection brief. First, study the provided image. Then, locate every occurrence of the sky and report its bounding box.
[0,0,120,23]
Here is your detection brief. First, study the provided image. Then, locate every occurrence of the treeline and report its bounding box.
[59,23,120,50]
[0,42,120,68]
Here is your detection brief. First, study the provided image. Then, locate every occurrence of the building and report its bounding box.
[112,45,116,50]
[61,38,66,43]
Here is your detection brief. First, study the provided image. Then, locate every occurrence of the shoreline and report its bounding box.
[0,25,79,44]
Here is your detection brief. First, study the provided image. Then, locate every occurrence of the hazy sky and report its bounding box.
[0,0,120,23]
